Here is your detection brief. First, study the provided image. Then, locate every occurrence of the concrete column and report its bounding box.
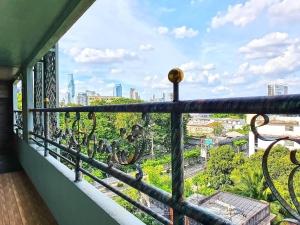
[22,67,34,142]
[12,80,18,110]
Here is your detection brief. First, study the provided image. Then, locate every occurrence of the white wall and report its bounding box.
[248,115,300,155]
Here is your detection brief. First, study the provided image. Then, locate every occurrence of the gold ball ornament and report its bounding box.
[44,98,50,105]
[168,68,184,83]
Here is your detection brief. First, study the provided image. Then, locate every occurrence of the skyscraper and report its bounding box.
[130,88,140,100]
[130,88,135,99]
[114,83,122,97]
[267,83,288,96]
[77,92,88,105]
[67,74,75,104]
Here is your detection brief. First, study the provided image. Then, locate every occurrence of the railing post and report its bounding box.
[44,98,49,156]
[169,68,185,225]
[75,152,82,182]
[75,112,82,182]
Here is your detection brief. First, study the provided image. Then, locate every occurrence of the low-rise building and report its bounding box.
[187,121,214,136]
[187,192,275,225]
[187,114,245,137]
[247,114,300,155]
[87,95,118,105]
[150,92,173,102]
[142,192,275,225]
[77,92,88,105]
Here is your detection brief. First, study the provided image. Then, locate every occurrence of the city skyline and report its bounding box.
[58,0,300,101]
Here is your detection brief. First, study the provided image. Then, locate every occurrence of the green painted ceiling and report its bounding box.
[0,0,94,69]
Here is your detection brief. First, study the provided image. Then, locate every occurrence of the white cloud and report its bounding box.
[238,32,300,75]
[139,44,154,51]
[202,63,215,71]
[184,70,220,86]
[210,0,300,29]
[110,68,123,74]
[157,26,198,39]
[179,61,215,72]
[212,86,232,94]
[143,75,171,89]
[157,26,169,35]
[211,0,275,28]
[239,32,291,59]
[68,47,137,63]
[228,76,247,85]
[172,26,199,39]
[248,44,300,75]
[269,0,300,22]
[180,61,200,72]
[207,73,220,84]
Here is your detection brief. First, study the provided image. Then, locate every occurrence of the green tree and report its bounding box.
[192,172,216,196]
[211,113,245,119]
[234,125,250,135]
[150,113,190,155]
[206,145,235,189]
[143,165,171,192]
[208,122,224,136]
[17,92,22,110]
[229,168,270,200]
[227,145,300,223]
[233,139,248,152]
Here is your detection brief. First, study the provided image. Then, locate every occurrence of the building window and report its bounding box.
[285,125,294,131]
[285,140,294,147]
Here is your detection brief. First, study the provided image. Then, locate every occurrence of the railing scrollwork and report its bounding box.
[251,114,300,224]
[47,111,150,181]
[14,110,23,138]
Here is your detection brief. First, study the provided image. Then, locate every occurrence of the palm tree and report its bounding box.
[230,168,270,201]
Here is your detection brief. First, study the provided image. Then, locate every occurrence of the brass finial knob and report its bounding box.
[44,98,49,104]
[168,68,184,84]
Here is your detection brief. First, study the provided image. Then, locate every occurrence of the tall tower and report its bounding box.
[130,88,135,99]
[267,83,288,96]
[114,83,122,97]
[67,74,75,104]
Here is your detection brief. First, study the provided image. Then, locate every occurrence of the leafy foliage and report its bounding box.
[208,121,224,136]
[17,92,22,110]
[211,113,245,119]
[205,145,236,189]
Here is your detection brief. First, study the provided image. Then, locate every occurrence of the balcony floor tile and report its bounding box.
[0,171,57,225]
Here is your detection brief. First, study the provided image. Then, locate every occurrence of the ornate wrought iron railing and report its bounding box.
[14,110,23,138]
[28,69,300,225]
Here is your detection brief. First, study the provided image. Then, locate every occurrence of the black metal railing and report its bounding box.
[26,69,300,225]
[14,110,23,138]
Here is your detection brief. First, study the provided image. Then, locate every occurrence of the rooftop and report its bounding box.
[187,192,275,225]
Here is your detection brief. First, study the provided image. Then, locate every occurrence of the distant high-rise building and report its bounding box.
[77,92,88,105]
[268,83,288,96]
[130,88,140,100]
[67,74,75,104]
[114,84,122,97]
[150,92,172,102]
[86,90,97,96]
[168,93,173,101]
[130,88,135,99]
[134,91,140,100]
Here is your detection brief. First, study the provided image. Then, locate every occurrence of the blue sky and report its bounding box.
[58,0,300,101]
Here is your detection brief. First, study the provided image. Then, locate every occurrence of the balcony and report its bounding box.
[1,1,300,225]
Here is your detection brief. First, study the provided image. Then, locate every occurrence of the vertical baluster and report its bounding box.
[169,68,185,225]
[44,98,49,157]
[75,112,82,182]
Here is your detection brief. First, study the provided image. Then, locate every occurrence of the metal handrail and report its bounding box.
[25,68,300,225]
[30,94,300,114]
